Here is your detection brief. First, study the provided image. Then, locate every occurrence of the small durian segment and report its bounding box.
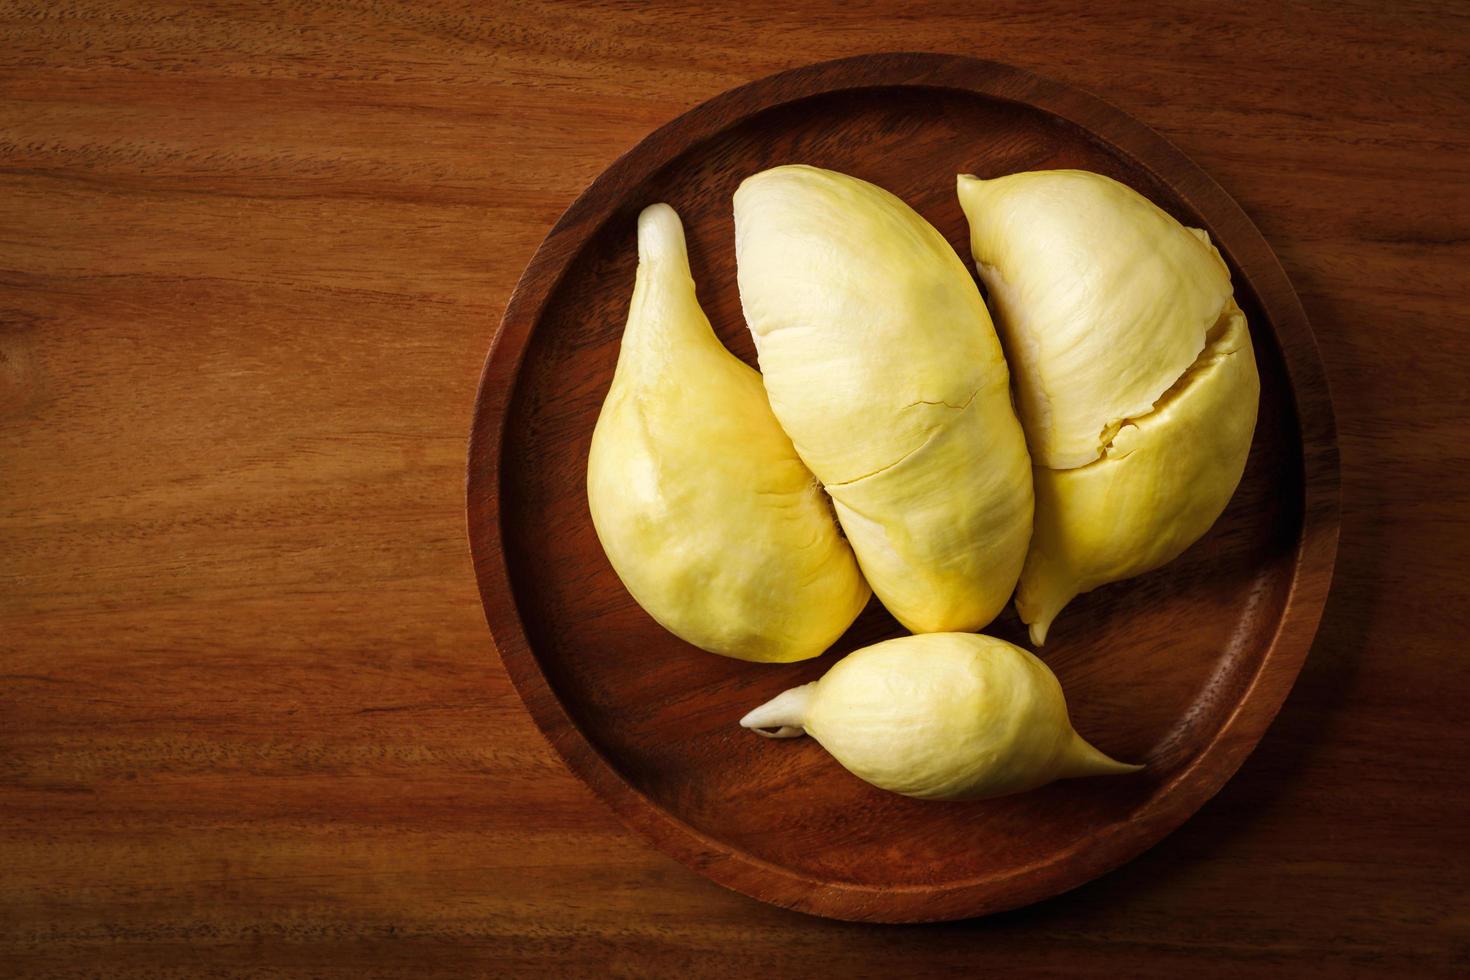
[1017,301,1259,645]
[587,203,870,663]
[735,165,1032,634]
[957,170,1234,470]
[740,633,1141,801]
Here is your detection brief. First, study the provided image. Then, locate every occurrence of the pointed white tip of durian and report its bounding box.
[636,203,689,268]
[739,682,816,739]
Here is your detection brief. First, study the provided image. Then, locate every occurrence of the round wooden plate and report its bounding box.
[467,53,1340,922]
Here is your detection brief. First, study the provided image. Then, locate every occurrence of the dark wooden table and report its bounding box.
[2,2,1466,976]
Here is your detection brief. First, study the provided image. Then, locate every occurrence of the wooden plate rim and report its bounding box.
[465,52,1342,922]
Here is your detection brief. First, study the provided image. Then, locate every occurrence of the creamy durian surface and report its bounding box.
[958,170,1260,644]
[586,203,869,663]
[735,165,1032,635]
[740,632,1141,801]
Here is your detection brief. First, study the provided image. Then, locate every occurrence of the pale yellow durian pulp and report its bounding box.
[958,171,1260,644]
[740,633,1140,801]
[586,204,870,663]
[734,165,1033,635]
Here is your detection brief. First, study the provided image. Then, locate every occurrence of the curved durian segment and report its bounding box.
[958,171,1260,644]
[587,203,869,663]
[734,165,1032,635]
[740,633,1140,801]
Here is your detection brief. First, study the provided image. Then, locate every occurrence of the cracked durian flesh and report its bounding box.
[734,165,1033,635]
[957,170,1260,644]
[586,204,870,663]
[740,632,1141,801]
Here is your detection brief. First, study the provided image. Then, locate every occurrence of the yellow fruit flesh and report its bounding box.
[740,633,1140,800]
[958,170,1259,643]
[735,166,1032,634]
[586,204,869,662]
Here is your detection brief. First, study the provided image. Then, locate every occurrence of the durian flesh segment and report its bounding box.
[741,632,1141,801]
[586,203,870,663]
[735,165,1032,634]
[1016,300,1259,644]
[958,169,1234,470]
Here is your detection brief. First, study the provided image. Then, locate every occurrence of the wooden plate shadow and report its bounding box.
[466,53,1340,922]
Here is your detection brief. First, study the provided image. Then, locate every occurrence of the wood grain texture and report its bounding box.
[1,0,1466,974]
[469,53,1339,923]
